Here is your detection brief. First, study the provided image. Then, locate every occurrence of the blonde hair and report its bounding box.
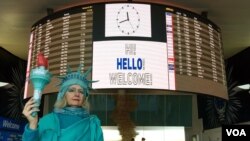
[54,95,90,111]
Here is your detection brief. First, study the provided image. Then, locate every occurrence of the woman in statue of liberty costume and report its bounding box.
[22,66,104,141]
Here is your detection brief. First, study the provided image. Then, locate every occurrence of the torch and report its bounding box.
[30,52,52,117]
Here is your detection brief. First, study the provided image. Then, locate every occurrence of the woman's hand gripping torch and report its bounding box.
[30,53,52,117]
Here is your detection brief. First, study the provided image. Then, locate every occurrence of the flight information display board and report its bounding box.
[29,6,93,75]
[24,2,227,99]
[164,7,227,98]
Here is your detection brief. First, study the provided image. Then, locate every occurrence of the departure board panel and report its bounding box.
[29,6,93,75]
[164,7,227,99]
[24,2,228,99]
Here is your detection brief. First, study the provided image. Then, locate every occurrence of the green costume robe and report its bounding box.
[22,112,103,141]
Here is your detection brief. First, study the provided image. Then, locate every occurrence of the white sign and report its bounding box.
[92,40,171,89]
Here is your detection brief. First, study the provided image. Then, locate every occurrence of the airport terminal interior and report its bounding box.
[0,0,250,141]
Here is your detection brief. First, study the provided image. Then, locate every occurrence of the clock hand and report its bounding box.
[119,19,128,23]
[127,12,129,21]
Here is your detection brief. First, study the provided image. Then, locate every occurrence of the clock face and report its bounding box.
[105,3,151,37]
[116,5,140,35]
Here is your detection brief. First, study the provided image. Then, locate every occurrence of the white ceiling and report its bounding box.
[0,0,249,60]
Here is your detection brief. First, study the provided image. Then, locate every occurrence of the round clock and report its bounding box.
[116,4,140,35]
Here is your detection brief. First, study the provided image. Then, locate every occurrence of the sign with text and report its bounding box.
[222,125,250,141]
[0,116,26,141]
[92,40,171,89]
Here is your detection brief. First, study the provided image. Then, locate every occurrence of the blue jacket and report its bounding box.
[22,112,103,141]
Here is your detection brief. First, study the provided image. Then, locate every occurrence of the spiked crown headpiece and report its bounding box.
[56,65,96,101]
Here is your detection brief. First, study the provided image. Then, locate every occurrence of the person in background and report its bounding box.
[22,66,103,141]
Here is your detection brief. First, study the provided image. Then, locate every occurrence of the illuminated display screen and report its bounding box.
[92,40,171,89]
[24,2,227,99]
[105,4,151,37]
